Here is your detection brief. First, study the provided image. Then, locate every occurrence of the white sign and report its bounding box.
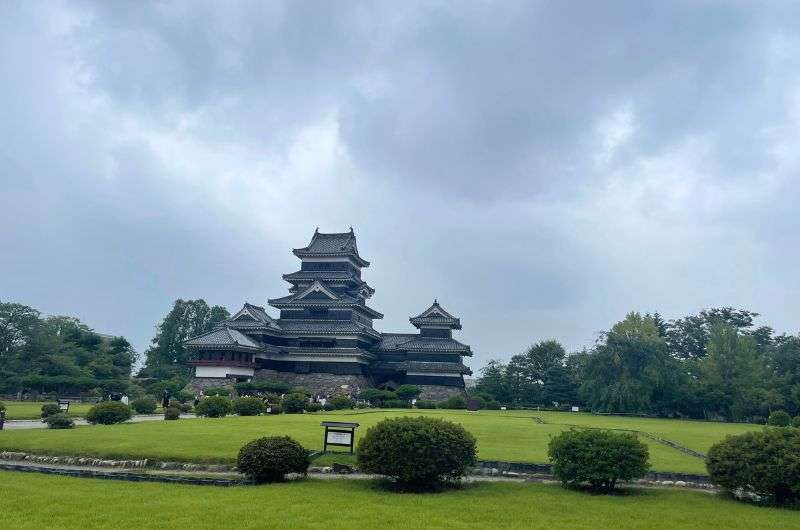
[571,406,580,412]
[326,431,352,445]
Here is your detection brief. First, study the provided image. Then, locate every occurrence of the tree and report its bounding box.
[542,365,579,406]
[504,340,567,405]
[580,313,679,414]
[475,360,511,403]
[665,307,761,360]
[694,324,773,421]
[142,299,230,378]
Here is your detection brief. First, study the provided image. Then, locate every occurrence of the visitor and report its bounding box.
[162,389,171,409]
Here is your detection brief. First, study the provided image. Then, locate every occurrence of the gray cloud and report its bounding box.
[2,1,800,371]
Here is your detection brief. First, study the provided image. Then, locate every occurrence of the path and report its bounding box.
[2,414,196,430]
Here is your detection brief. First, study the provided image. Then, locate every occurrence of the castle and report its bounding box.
[185,229,472,400]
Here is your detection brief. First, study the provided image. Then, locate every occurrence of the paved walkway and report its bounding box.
[2,414,196,430]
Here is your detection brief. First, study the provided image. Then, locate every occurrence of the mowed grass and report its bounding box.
[0,409,763,473]
[1,471,796,529]
[1,401,94,420]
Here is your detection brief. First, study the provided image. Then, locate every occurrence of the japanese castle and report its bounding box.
[185,228,472,399]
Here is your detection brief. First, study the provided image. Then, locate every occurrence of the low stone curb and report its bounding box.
[0,462,245,486]
[0,451,235,472]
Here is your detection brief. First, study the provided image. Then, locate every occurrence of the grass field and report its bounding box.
[1,401,94,420]
[0,409,762,474]
[0,471,796,529]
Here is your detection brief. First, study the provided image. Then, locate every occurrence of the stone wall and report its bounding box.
[253,369,371,397]
[185,377,234,393]
[416,384,466,401]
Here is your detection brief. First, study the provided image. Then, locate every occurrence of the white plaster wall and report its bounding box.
[195,366,254,378]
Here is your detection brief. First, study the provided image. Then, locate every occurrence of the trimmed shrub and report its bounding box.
[357,416,477,490]
[267,404,282,415]
[45,413,75,429]
[131,397,157,414]
[485,400,501,410]
[767,410,792,427]
[548,428,650,492]
[204,387,231,397]
[358,388,397,406]
[41,403,61,419]
[173,390,194,404]
[194,396,233,418]
[329,395,353,410]
[282,393,307,414]
[0,401,6,413]
[233,397,266,416]
[164,407,181,420]
[237,436,310,483]
[466,396,486,410]
[395,384,422,401]
[707,428,800,506]
[437,395,467,410]
[86,401,133,425]
[793,416,800,428]
[415,400,437,409]
[178,403,193,413]
[304,402,322,413]
[383,399,408,409]
[322,403,335,411]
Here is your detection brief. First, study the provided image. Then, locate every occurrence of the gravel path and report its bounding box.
[2,414,196,430]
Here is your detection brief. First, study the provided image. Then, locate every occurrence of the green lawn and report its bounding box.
[1,401,94,420]
[0,471,796,529]
[0,409,764,474]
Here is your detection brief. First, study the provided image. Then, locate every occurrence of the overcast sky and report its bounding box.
[3,1,800,371]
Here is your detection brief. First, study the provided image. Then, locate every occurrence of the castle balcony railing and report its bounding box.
[190,360,256,368]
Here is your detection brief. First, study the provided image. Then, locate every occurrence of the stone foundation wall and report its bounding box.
[253,369,371,397]
[416,384,466,401]
[185,377,234,393]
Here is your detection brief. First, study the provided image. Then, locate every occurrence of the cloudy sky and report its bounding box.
[3,1,800,370]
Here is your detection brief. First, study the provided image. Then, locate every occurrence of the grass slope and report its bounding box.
[0,471,796,529]
[0,410,762,473]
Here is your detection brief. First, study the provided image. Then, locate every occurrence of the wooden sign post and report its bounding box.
[321,421,359,454]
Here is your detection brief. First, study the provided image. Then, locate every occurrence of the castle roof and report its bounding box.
[409,300,461,330]
[184,326,261,350]
[293,228,369,267]
[376,333,471,354]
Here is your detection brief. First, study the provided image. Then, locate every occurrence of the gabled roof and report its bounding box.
[277,319,382,339]
[409,300,461,330]
[293,228,369,267]
[269,292,384,319]
[375,333,472,354]
[229,303,280,330]
[184,326,262,350]
[294,280,340,301]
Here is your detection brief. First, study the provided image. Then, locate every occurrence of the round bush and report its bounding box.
[0,401,6,413]
[173,390,194,404]
[383,399,408,409]
[86,401,133,425]
[40,403,61,419]
[329,395,353,410]
[178,403,193,413]
[793,416,800,428]
[281,393,307,414]
[164,407,181,420]
[131,397,157,414]
[204,387,231,397]
[233,397,266,416]
[304,402,322,413]
[767,410,792,427]
[707,428,800,506]
[45,413,75,429]
[194,396,233,418]
[267,404,282,415]
[322,402,335,411]
[414,400,436,409]
[357,416,477,489]
[485,400,501,410]
[237,436,310,483]
[548,428,650,492]
[437,395,467,410]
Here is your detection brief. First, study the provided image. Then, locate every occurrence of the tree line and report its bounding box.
[475,307,800,422]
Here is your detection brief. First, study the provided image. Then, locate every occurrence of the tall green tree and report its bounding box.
[142,299,230,378]
[694,323,773,421]
[475,360,512,403]
[580,312,679,414]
